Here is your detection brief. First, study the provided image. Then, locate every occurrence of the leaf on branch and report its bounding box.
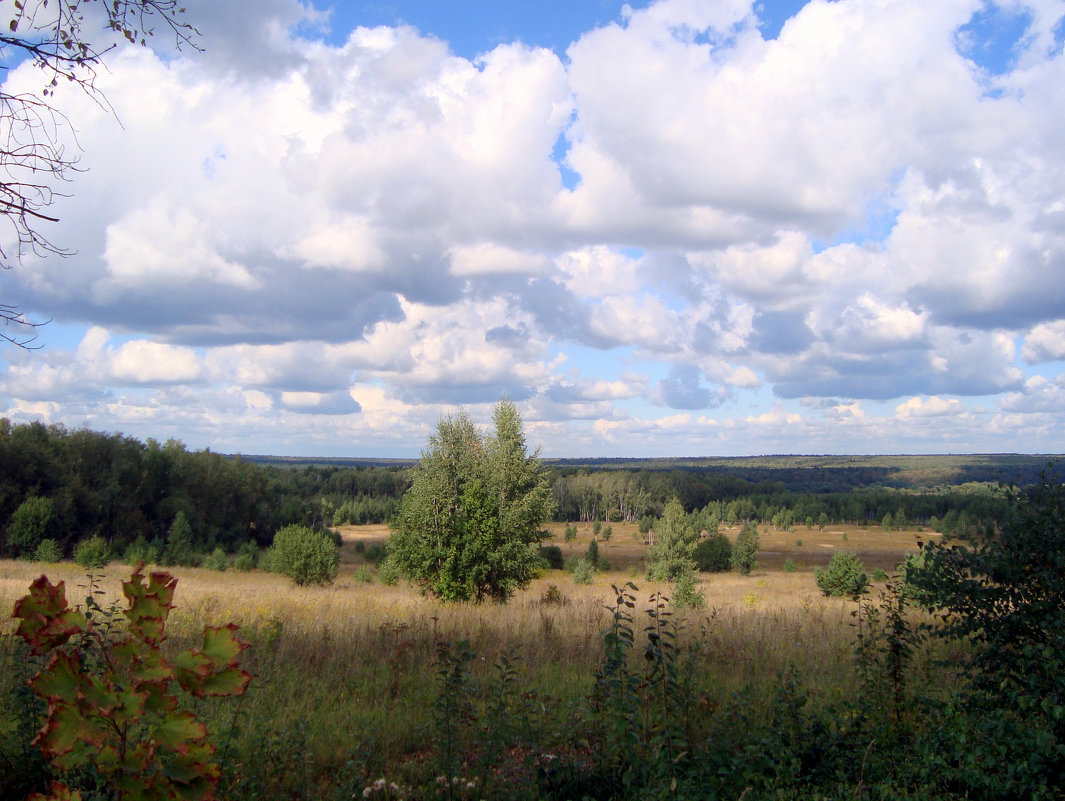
[13,575,89,654]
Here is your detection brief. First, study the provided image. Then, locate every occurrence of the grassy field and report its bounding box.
[0,523,933,798]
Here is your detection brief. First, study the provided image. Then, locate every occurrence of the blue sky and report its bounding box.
[1,0,1064,457]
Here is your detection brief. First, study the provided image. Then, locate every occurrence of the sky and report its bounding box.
[1,0,1064,458]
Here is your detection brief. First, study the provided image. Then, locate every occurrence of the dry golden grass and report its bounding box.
[0,527,921,779]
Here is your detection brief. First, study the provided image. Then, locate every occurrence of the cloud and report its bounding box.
[895,395,966,419]
[652,364,717,410]
[1023,320,1065,363]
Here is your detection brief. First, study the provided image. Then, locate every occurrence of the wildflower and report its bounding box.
[362,789,372,798]
[466,782,476,790]
[374,778,386,791]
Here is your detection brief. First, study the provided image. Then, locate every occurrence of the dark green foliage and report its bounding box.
[268,524,339,586]
[6,496,56,557]
[814,551,869,598]
[73,535,110,568]
[539,544,564,570]
[124,535,163,566]
[388,401,554,602]
[163,510,199,567]
[233,542,258,572]
[563,524,577,541]
[731,522,760,575]
[586,538,600,569]
[907,471,1065,795]
[693,532,731,572]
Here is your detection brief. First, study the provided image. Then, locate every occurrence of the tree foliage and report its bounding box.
[389,400,554,602]
[731,522,760,575]
[5,495,56,556]
[646,498,697,582]
[693,532,732,572]
[814,551,869,598]
[268,524,339,586]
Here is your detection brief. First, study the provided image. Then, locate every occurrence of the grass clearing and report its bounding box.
[0,524,927,796]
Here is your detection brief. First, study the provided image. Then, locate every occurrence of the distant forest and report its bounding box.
[1,419,1057,558]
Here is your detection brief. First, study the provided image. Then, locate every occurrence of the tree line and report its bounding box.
[0,419,407,560]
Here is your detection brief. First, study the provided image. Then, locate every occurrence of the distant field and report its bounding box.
[336,520,932,573]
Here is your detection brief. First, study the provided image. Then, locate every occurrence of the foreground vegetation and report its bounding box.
[3,469,1063,799]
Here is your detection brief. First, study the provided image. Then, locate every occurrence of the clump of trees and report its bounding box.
[388,400,554,602]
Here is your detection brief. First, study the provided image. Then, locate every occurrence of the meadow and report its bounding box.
[0,523,936,799]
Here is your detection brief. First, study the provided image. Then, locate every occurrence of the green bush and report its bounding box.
[74,535,111,569]
[586,538,600,569]
[672,570,705,609]
[6,496,56,558]
[124,535,163,566]
[355,565,375,583]
[234,541,259,571]
[814,551,868,598]
[782,558,797,573]
[267,524,339,586]
[33,538,62,563]
[202,546,228,571]
[731,522,760,575]
[377,556,401,586]
[563,524,577,542]
[569,557,594,585]
[694,532,732,572]
[539,544,564,570]
[364,543,388,565]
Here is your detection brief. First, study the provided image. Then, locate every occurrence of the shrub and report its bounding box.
[731,522,760,575]
[163,511,199,567]
[365,543,388,565]
[570,557,594,585]
[602,524,613,541]
[124,535,163,566]
[694,532,732,572]
[539,544,564,570]
[267,524,339,586]
[6,494,56,558]
[234,541,259,571]
[6,496,57,558]
[377,556,401,586]
[782,558,797,573]
[74,535,110,569]
[672,570,705,609]
[203,546,228,571]
[33,538,62,563]
[355,565,375,583]
[814,551,869,598]
[586,538,600,570]
[563,524,577,542]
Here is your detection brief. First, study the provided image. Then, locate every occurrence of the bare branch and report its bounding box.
[0,0,200,348]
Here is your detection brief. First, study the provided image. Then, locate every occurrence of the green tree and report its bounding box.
[389,400,554,602]
[268,524,339,586]
[162,510,197,567]
[907,471,1065,794]
[6,496,56,557]
[694,532,732,572]
[647,498,697,582]
[74,534,110,569]
[814,551,869,598]
[731,522,760,575]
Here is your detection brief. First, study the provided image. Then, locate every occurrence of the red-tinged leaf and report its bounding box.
[14,576,88,653]
[27,781,83,801]
[172,649,211,693]
[122,568,176,645]
[200,623,248,666]
[141,680,178,715]
[30,651,85,703]
[198,666,252,697]
[112,638,174,684]
[159,740,219,786]
[34,700,109,757]
[153,710,206,752]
